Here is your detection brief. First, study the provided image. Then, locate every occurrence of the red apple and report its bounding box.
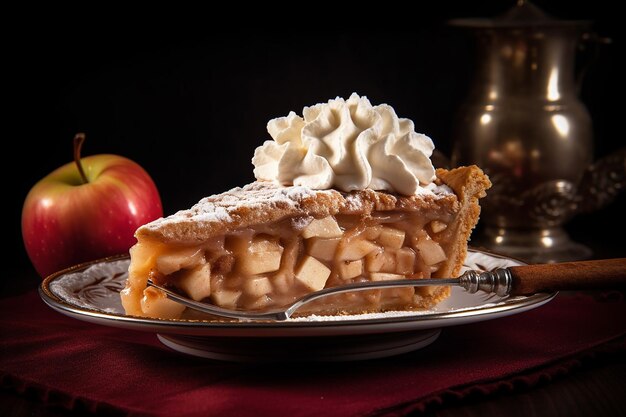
[22,133,163,277]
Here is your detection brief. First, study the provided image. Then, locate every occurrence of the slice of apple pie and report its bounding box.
[121,166,489,319]
[120,94,490,319]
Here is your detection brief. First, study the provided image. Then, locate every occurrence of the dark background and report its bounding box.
[8,1,625,286]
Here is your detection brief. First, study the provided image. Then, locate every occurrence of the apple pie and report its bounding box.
[120,94,490,319]
[120,166,489,319]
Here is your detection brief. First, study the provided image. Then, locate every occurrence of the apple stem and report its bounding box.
[73,133,89,184]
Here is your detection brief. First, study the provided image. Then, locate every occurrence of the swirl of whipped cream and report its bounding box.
[252,93,436,195]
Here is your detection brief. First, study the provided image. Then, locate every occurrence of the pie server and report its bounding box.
[147,258,626,321]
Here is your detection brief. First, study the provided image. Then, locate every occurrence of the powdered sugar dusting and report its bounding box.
[344,194,364,211]
[141,182,334,232]
[428,183,453,195]
[291,216,312,231]
[192,205,232,223]
[287,310,430,322]
[139,179,452,235]
[286,303,501,322]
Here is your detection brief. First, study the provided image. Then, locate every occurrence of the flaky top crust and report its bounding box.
[136,165,491,245]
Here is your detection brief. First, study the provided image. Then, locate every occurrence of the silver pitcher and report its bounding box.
[450,1,624,263]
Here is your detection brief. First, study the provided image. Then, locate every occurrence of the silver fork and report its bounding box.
[147,258,625,321]
[149,277,464,321]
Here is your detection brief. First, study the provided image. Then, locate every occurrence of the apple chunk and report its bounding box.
[177,263,211,301]
[249,295,272,310]
[306,237,340,261]
[295,255,331,291]
[302,216,343,239]
[370,272,404,281]
[271,273,292,294]
[338,239,379,261]
[395,247,416,275]
[363,225,382,240]
[415,238,446,266]
[141,287,186,319]
[245,276,273,298]
[211,289,242,308]
[365,250,396,273]
[429,220,448,234]
[338,259,363,280]
[238,237,283,275]
[378,227,405,249]
[156,247,205,275]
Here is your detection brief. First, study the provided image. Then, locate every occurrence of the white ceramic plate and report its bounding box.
[40,249,556,361]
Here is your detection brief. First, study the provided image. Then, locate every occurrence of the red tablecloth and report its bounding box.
[1,290,625,417]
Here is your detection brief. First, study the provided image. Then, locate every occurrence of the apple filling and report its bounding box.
[123,211,456,319]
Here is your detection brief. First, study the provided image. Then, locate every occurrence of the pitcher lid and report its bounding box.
[449,0,590,29]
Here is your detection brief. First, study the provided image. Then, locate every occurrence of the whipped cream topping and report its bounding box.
[252,93,436,195]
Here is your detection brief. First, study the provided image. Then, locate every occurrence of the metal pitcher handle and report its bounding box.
[576,147,626,213]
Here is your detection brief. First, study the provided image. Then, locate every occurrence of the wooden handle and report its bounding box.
[509,258,626,295]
